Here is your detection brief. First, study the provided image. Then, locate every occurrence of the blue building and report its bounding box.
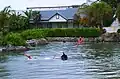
[28,5,85,28]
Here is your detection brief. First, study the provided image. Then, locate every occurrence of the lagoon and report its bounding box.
[0,42,120,79]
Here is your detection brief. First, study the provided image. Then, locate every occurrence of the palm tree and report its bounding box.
[23,9,32,19]
[23,10,41,28]
[73,14,81,27]
[32,11,41,28]
[78,1,113,27]
[9,10,26,31]
[23,10,32,29]
[0,6,11,35]
[0,6,11,45]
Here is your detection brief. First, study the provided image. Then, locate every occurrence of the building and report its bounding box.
[28,5,85,28]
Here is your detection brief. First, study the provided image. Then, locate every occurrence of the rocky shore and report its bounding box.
[1,33,120,52]
[46,33,120,42]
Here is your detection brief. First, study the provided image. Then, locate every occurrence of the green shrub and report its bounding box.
[21,29,48,40]
[0,28,102,46]
[4,33,25,46]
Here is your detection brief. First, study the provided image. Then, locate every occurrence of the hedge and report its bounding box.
[21,28,102,39]
[20,29,48,40]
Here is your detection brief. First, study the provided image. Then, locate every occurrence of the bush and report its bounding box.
[4,33,26,46]
[21,29,48,40]
[46,28,66,37]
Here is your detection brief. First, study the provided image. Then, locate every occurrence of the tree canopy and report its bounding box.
[78,1,113,27]
[98,0,120,9]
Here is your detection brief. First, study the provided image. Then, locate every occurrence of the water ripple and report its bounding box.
[0,42,120,79]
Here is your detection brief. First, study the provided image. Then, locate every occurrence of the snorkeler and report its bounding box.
[61,52,68,60]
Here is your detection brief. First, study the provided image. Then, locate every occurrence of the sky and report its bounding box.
[0,0,96,10]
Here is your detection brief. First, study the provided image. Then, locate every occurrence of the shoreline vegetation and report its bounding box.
[0,28,120,52]
[0,28,103,46]
[1,34,120,53]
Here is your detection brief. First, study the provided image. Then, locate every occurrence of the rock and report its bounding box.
[26,39,37,47]
[26,38,49,46]
[98,33,120,42]
[2,46,29,52]
[47,37,78,42]
[37,38,49,45]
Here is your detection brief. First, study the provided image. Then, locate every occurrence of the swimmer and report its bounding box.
[77,37,84,45]
[24,53,32,59]
[61,52,68,60]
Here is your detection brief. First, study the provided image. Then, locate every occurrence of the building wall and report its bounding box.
[41,22,74,28]
[51,22,68,28]
[51,23,57,28]
[68,22,73,28]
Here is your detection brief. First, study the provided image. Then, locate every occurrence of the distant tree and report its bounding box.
[32,11,41,28]
[97,0,119,9]
[23,10,41,28]
[78,1,113,27]
[23,10,32,19]
[0,6,11,35]
[9,11,28,31]
[23,10,32,29]
[73,14,80,27]
[80,17,88,27]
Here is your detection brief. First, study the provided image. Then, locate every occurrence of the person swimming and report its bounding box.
[24,53,32,59]
[61,52,68,60]
[77,37,84,45]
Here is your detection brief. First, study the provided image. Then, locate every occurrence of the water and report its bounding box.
[0,42,120,79]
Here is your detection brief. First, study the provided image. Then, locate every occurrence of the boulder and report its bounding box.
[98,33,120,42]
[37,38,49,45]
[47,37,78,42]
[26,38,49,46]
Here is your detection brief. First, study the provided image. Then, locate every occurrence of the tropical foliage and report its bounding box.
[98,0,120,9]
[0,6,11,35]
[4,33,25,46]
[0,6,42,45]
[78,1,113,27]
[9,11,28,32]
[80,17,88,26]
[0,6,41,32]
[73,14,81,26]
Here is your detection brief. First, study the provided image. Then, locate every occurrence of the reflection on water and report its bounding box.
[0,42,120,79]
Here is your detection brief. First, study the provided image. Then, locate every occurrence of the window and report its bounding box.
[56,15,59,19]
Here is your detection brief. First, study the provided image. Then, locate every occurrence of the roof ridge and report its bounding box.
[48,12,67,20]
